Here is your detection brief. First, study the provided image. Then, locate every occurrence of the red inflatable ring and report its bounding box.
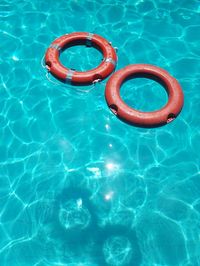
[105,64,184,127]
[45,32,117,85]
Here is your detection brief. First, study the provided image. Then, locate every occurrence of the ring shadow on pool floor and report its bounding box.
[43,187,142,265]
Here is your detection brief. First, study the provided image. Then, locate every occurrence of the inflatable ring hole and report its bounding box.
[61,45,103,72]
[167,113,176,123]
[121,76,168,112]
[46,61,52,70]
[109,104,118,115]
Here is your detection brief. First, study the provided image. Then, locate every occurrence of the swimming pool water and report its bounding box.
[1,0,200,265]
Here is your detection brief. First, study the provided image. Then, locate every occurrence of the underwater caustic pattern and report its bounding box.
[0,0,200,265]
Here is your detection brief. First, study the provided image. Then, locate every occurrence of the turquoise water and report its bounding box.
[1,0,200,265]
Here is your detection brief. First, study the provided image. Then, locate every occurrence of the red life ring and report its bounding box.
[45,32,117,85]
[105,64,184,127]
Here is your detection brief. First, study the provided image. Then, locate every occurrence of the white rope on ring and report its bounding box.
[45,69,100,94]
[41,54,46,69]
[42,53,104,93]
